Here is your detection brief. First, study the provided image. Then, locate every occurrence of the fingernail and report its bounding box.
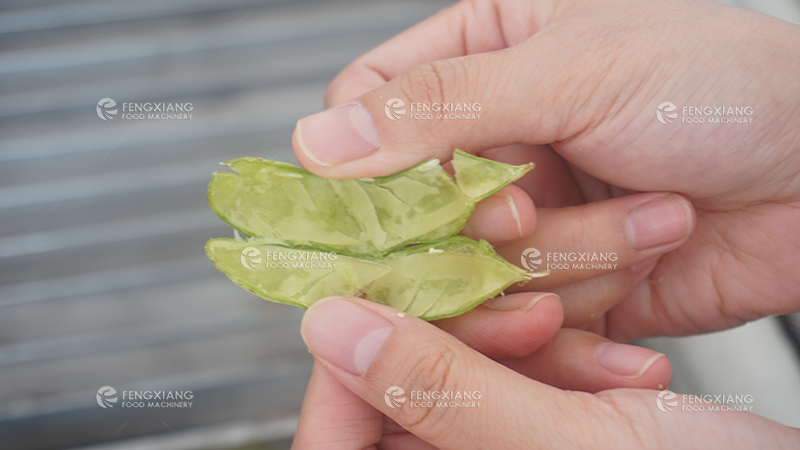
[484,293,559,312]
[301,297,393,376]
[625,195,692,250]
[296,102,381,166]
[505,193,525,238]
[465,192,525,241]
[597,342,665,379]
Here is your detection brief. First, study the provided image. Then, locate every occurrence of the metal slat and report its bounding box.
[0,0,297,34]
[0,256,211,307]
[2,360,312,449]
[0,277,261,342]
[0,318,307,405]
[0,83,326,163]
[0,1,457,448]
[0,1,442,75]
[0,33,387,118]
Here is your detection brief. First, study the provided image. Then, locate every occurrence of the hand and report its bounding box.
[291,297,800,449]
[291,0,800,341]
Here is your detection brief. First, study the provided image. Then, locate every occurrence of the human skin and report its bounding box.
[289,0,800,448]
[294,297,799,449]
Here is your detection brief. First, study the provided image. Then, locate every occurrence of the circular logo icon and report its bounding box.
[97,386,118,408]
[240,247,261,269]
[384,98,406,120]
[384,386,406,408]
[97,98,118,120]
[521,248,542,271]
[656,102,677,124]
[656,390,678,412]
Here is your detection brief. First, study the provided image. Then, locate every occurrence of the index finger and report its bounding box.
[293,362,382,449]
[324,0,532,107]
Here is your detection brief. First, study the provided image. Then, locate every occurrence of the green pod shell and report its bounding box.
[364,237,531,320]
[208,150,533,257]
[205,238,391,308]
[205,236,531,320]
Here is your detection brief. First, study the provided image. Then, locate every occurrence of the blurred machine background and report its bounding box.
[0,1,454,448]
[0,0,797,449]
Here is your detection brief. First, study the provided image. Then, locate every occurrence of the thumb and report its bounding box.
[292,49,547,179]
[299,299,800,449]
[300,296,616,449]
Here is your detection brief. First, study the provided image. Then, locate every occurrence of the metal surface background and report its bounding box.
[0,1,453,448]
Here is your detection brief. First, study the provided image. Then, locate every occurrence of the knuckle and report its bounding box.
[401,60,457,104]
[405,345,455,393]
[392,346,466,437]
[397,59,472,136]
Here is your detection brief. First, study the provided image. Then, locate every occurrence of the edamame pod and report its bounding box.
[205,238,391,308]
[208,150,533,257]
[205,236,533,320]
[364,237,533,320]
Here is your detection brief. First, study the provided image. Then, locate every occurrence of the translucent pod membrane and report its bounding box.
[205,238,390,309]
[208,150,533,257]
[365,237,532,320]
[206,237,532,321]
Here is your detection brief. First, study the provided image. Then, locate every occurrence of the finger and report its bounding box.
[293,36,580,179]
[496,192,695,289]
[299,295,688,449]
[552,256,659,328]
[478,144,585,208]
[294,47,522,178]
[293,361,382,450]
[566,160,615,203]
[500,328,671,393]
[324,0,539,107]
[433,292,563,359]
[324,1,472,107]
[434,261,657,355]
[600,199,800,342]
[461,184,536,245]
[299,298,800,448]
[378,430,439,450]
[601,389,800,448]
[299,296,581,448]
